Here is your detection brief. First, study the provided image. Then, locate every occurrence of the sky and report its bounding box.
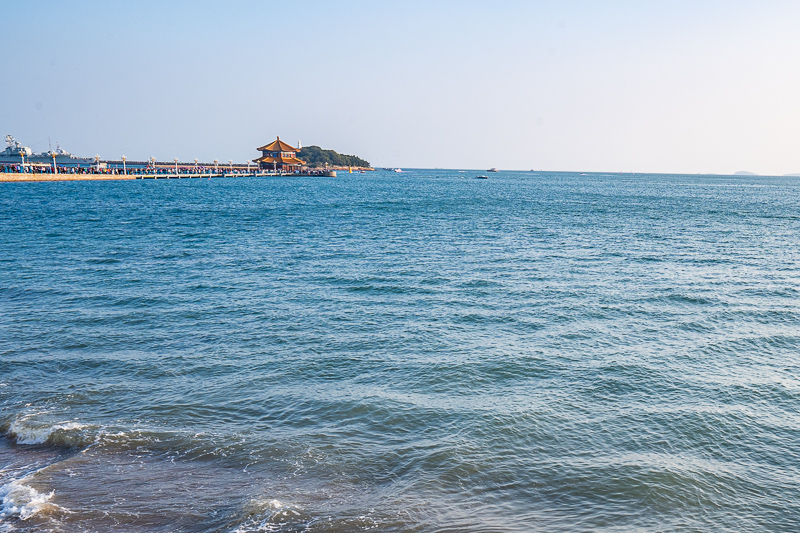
[3,0,800,174]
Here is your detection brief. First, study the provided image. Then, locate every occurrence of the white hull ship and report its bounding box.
[1,135,96,167]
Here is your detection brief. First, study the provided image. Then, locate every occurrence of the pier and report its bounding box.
[0,172,316,182]
[0,167,337,183]
[1,135,358,182]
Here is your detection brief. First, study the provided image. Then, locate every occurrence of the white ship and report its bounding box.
[1,135,95,167]
[0,135,32,161]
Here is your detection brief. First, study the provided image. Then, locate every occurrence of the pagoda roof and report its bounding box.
[254,154,305,165]
[257,137,299,153]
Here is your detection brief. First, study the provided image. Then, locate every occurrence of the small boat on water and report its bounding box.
[487,168,498,172]
[476,175,488,179]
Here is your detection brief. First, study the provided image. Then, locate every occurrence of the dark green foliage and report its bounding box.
[299,145,370,168]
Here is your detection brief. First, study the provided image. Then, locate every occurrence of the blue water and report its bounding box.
[2,170,800,532]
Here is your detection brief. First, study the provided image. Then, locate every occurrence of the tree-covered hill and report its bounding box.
[299,146,370,168]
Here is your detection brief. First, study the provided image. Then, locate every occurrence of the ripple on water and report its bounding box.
[2,172,800,531]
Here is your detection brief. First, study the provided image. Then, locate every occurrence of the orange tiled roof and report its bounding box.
[254,154,305,165]
[256,137,299,153]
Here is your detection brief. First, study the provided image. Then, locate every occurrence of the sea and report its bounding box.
[1,170,799,532]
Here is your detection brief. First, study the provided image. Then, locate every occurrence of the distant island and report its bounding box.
[735,171,800,177]
[299,145,370,169]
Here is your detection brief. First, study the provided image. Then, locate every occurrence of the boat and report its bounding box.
[476,175,488,179]
[394,168,403,172]
[487,168,498,172]
[0,135,33,162]
[40,142,96,167]
[0,135,95,167]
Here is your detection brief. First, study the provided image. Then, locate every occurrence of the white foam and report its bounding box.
[231,498,305,533]
[7,417,90,447]
[0,479,57,520]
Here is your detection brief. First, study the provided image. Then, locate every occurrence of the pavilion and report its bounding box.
[254,137,305,172]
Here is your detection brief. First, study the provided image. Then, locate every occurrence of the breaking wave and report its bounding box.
[3,413,96,449]
[0,479,60,521]
[1,410,261,462]
[231,498,311,533]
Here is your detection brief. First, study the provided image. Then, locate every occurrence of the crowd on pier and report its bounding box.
[1,162,343,177]
[2,163,122,175]
[1,163,252,175]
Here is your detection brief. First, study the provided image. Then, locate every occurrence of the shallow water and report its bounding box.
[2,170,800,531]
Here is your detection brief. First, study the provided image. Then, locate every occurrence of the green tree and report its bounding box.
[298,146,370,168]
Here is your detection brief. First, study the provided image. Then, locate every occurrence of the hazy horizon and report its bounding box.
[3,1,800,175]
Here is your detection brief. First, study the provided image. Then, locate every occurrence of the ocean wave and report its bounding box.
[1,411,267,464]
[2,415,176,456]
[231,498,311,533]
[0,479,60,521]
[230,496,385,533]
[4,415,95,449]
